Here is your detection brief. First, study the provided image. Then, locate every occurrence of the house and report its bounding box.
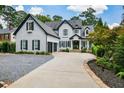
[46,20,94,50]
[0,28,16,42]
[14,14,94,53]
[13,14,60,52]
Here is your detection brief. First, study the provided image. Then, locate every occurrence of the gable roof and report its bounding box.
[45,20,82,30]
[69,34,83,39]
[13,14,59,39]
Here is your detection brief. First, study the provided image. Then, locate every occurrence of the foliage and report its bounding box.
[15,51,50,55]
[116,72,124,79]
[36,51,50,55]
[81,47,87,53]
[0,5,27,28]
[52,15,63,21]
[9,42,16,53]
[96,57,113,70]
[36,15,52,23]
[92,44,105,57]
[70,16,80,20]
[113,34,124,67]
[60,48,69,52]
[0,24,3,29]
[0,41,16,53]
[79,8,98,26]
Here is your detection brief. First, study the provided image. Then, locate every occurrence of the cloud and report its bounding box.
[15,5,24,11]
[67,5,108,15]
[29,6,43,15]
[108,23,120,29]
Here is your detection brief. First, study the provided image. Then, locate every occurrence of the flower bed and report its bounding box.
[87,60,124,88]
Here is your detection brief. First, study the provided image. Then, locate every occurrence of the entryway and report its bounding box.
[73,40,79,49]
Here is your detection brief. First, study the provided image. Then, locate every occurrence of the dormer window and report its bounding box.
[85,27,90,36]
[26,22,34,31]
[74,29,79,34]
[86,30,89,34]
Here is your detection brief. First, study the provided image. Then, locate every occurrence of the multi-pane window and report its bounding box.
[63,29,68,36]
[32,40,40,50]
[26,22,34,30]
[59,41,71,48]
[74,29,79,34]
[21,40,28,50]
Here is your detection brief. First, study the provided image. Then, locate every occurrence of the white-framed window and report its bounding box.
[59,41,71,48]
[32,40,40,50]
[85,27,90,36]
[74,29,79,34]
[63,29,68,36]
[21,40,28,50]
[26,22,34,31]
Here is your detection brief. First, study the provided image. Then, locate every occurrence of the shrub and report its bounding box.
[113,34,124,67]
[15,51,34,54]
[96,57,113,70]
[2,41,10,53]
[116,72,124,79]
[81,47,87,53]
[92,44,105,57]
[36,51,50,55]
[112,64,123,74]
[60,48,69,52]
[9,42,16,53]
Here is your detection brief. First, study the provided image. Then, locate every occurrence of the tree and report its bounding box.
[52,15,63,21]
[97,18,103,27]
[70,16,80,20]
[79,8,98,26]
[0,5,27,28]
[36,15,52,23]
[113,34,124,67]
[0,24,3,29]
[0,5,17,29]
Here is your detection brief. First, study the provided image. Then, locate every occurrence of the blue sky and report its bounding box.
[12,5,123,28]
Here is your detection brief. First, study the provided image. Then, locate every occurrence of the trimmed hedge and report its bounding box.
[15,51,50,55]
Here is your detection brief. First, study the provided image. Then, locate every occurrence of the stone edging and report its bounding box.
[83,59,109,88]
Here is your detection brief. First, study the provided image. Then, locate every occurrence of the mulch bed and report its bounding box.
[87,60,124,88]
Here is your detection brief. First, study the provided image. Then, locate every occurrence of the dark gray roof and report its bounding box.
[0,28,16,34]
[45,20,82,30]
[14,14,59,38]
[31,15,59,38]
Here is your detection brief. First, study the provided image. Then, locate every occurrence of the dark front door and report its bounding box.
[73,40,79,49]
[48,42,52,53]
[54,43,57,52]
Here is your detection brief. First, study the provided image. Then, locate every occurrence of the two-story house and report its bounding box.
[46,20,93,50]
[14,14,94,52]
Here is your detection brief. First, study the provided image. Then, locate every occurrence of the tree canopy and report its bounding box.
[36,15,52,23]
[79,8,98,26]
[52,15,63,21]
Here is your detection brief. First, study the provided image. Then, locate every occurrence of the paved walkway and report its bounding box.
[9,52,99,88]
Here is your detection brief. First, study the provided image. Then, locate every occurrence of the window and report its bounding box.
[81,41,86,48]
[59,41,71,48]
[4,34,9,40]
[63,29,68,36]
[86,30,89,35]
[21,40,28,50]
[32,40,40,50]
[26,22,34,30]
[82,31,85,36]
[74,29,79,34]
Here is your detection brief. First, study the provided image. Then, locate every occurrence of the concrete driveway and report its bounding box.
[9,52,99,88]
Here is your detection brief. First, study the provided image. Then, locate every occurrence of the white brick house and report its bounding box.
[14,14,94,52]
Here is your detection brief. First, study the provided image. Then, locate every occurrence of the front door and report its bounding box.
[73,40,79,49]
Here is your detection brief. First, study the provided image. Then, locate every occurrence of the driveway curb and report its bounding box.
[83,60,109,88]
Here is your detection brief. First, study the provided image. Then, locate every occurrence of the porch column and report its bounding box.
[71,40,73,50]
[87,40,89,50]
[79,40,82,50]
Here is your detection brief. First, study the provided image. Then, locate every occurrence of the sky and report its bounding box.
[1,5,124,29]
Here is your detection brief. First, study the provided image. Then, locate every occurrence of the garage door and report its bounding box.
[48,42,52,53]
